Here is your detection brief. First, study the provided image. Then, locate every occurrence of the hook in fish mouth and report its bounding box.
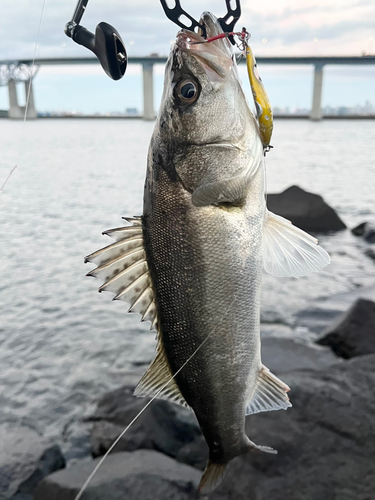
[176,30,233,80]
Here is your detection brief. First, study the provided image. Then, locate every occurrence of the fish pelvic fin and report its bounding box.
[191,139,264,207]
[247,438,278,455]
[262,210,330,278]
[192,173,251,207]
[85,217,158,329]
[199,460,227,496]
[246,365,292,415]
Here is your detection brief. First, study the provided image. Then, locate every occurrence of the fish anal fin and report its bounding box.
[246,365,292,416]
[134,343,189,408]
[262,210,330,278]
[199,461,227,496]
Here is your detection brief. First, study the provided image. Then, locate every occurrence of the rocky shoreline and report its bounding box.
[2,186,375,500]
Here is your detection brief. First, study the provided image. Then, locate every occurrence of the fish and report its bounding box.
[85,12,330,495]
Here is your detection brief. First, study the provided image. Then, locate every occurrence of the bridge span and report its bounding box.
[1,55,374,120]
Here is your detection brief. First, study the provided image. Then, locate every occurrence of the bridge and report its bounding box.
[1,55,374,120]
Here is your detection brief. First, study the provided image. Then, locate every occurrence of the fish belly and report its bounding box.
[143,164,265,462]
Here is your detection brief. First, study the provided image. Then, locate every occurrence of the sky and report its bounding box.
[0,0,374,114]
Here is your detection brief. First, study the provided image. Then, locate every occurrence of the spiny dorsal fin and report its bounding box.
[85,217,157,329]
[246,365,291,415]
[262,210,330,278]
[86,217,188,409]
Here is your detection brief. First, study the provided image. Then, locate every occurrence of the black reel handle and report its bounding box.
[159,0,241,44]
[159,0,206,38]
[218,0,241,34]
[65,0,127,80]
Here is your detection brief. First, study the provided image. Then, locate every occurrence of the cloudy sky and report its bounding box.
[0,0,374,113]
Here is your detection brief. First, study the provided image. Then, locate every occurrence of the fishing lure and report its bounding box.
[245,42,273,152]
[196,27,274,153]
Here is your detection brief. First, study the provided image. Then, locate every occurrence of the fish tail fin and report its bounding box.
[199,460,227,496]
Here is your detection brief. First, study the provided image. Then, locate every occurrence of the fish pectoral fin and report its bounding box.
[199,461,227,496]
[246,365,292,415]
[262,210,330,278]
[192,173,251,207]
[134,343,189,408]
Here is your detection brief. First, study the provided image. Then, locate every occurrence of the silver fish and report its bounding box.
[85,12,330,494]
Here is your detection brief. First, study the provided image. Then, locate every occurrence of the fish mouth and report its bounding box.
[175,12,233,80]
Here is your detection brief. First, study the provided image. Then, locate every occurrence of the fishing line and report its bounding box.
[74,297,236,500]
[0,0,47,195]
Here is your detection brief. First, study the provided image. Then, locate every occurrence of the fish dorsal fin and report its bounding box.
[85,218,157,328]
[134,340,189,408]
[262,210,330,278]
[86,217,188,408]
[246,365,291,415]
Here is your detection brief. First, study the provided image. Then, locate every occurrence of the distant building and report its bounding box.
[125,107,139,116]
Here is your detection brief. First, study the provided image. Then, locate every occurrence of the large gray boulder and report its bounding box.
[0,425,65,500]
[317,298,375,358]
[209,354,375,500]
[89,386,206,468]
[267,185,346,232]
[34,450,200,500]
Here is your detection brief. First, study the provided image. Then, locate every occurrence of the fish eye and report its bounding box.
[176,79,199,104]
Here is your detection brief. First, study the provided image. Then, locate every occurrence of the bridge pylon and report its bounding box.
[1,63,39,119]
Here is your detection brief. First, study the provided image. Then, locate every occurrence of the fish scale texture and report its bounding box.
[143,157,265,462]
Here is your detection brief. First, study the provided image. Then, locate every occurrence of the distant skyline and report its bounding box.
[0,0,374,113]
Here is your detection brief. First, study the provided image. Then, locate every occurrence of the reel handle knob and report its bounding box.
[65,20,127,80]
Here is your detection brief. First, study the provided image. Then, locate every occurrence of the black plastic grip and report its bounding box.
[159,0,206,38]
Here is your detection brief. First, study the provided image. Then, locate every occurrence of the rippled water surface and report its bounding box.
[0,118,374,459]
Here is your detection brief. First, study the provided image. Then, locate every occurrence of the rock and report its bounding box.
[267,185,346,232]
[365,248,375,261]
[351,222,375,243]
[0,425,65,500]
[261,336,340,373]
[209,354,375,500]
[351,222,367,236]
[365,230,375,244]
[89,386,206,468]
[34,450,200,500]
[317,298,375,359]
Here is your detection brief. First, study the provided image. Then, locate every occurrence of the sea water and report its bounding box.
[0,118,374,459]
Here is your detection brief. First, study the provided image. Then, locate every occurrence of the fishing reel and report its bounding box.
[64,0,127,80]
[64,0,241,80]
